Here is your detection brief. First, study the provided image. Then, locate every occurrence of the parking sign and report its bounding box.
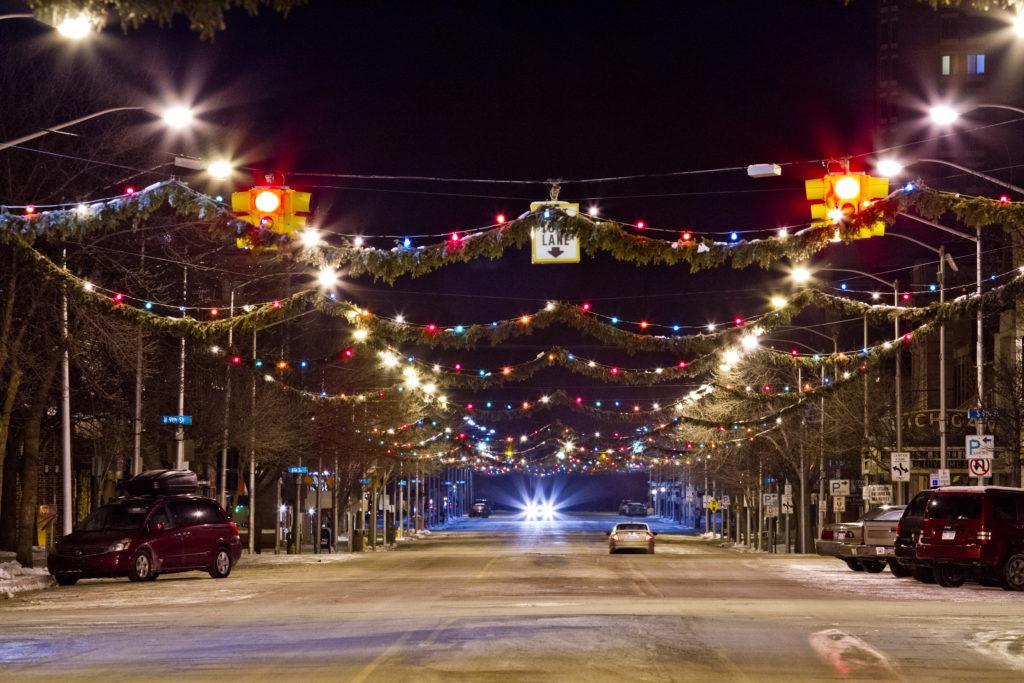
[965,434,994,460]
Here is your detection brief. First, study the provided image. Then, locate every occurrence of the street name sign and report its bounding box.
[890,452,911,482]
[829,479,851,496]
[530,201,580,264]
[288,466,308,474]
[966,434,994,460]
[160,415,192,425]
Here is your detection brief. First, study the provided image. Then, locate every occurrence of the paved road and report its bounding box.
[3,512,1024,681]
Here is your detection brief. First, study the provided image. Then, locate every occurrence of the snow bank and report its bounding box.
[0,560,53,599]
[238,552,361,567]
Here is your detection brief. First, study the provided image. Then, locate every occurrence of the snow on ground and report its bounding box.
[775,557,1019,602]
[239,551,363,567]
[0,560,53,599]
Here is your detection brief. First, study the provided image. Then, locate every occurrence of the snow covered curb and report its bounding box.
[0,560,53,599]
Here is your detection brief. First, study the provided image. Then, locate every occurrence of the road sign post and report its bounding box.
[890,452,910,482]
[828,479,850,496]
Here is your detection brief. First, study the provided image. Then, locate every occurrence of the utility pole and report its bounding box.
[975,226,986,485]
[894,280,903,504]
[219,289,234,507]
[60,249,73,536]
[175,268,187,470]
[939,246,948,474]
[248,328,256,553]
[315,455,322,554]
[132,241,146,477]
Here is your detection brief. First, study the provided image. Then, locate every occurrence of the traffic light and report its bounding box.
[231,175,311,250]
[805,172,888,239]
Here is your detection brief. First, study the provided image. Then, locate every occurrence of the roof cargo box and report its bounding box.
[124,469,197,496]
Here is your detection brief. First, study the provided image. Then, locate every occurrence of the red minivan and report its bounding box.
[915,486,1024,590]
[48,471,241,585]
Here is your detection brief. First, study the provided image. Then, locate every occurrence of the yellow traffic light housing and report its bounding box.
[232,182,312,250]
[805,172,888,239]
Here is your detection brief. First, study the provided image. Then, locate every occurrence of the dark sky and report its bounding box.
[4,0,895,458]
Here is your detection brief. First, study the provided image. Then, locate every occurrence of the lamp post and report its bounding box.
[0,12,98,39]
[0,105,193,153]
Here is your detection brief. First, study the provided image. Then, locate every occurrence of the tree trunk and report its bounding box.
[17,361,58,567]
[0,427,22,551]
[0,366,23,507]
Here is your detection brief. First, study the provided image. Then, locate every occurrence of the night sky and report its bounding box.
[4,1,910,488]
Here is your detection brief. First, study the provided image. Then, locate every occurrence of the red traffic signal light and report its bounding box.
[231,177,311,250]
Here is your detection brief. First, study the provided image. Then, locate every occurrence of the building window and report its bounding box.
[967,53,985,74]
[941,55,951,76]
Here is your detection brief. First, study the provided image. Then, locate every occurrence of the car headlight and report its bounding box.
[107,538,132,552]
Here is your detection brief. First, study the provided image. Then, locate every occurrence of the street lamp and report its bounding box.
[0,105,195,153]
[0,12,99,39]
[873,156,1024,197]
[1014,13,1024,37]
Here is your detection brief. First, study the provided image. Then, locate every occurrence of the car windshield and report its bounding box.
[617,523,648,531]
[926,494,982,520]
[862,507,905,522]
[76,504,148,531]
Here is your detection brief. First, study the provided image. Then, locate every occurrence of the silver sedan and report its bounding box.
[608,522,656,554]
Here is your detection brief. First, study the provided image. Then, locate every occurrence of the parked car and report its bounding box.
[618,501,647,516]
[607,522,656,554]
[893,490,934,582]
[916,485,1024,589]
[48,470,241,585]
[815,505,906,573]
[469,500,491,518]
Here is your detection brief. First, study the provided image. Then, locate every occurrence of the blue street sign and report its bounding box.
[359,478,370,484]
[160,415,192,425]
[968,409,991,420]
[288,466,308,474]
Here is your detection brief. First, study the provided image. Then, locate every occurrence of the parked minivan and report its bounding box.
[915,486,1024,590]
[48,470,241,585]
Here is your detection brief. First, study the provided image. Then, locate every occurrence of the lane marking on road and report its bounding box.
[968,630,1024,670]
[808,629,902,680]
[349,630,413,683]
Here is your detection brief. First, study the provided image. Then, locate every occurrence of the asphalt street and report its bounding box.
[2,512,1024,681]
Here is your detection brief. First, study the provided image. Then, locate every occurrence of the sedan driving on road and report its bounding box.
[608,522,656,554]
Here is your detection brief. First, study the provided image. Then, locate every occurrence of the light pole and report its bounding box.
[0,105,193,153]
[0,12,98,39]
[876,157,1024,198]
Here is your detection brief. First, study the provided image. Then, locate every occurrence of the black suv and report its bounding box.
[894,490,934,582]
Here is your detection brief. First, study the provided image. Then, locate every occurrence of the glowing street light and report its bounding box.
[206,159,233,179]
[1014,13,1024,37]
[791,266,812,284]
[316,266,337,288]
[55,14,92,39]
[875,159,903,178]
[929,105,959,126]
[300,229,321,248]
[161,106,194,129]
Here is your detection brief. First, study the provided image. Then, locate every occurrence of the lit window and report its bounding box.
[941,55,951,76]
[967,53,985,75]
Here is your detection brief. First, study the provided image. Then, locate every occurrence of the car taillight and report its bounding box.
[610,533,619,542]
[645,532,654,541]
[977,527,992,543]
[896,521,903,537]
[229,522,239,537]
[821,529,834,540]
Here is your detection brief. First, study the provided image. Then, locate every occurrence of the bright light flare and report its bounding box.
[317,266,337,288]
[769,296,787,310]
[791,266,812,283]
[161,106,194,129]
[300,229,321,248]
[834,176,860,200]
[255,190,281,213]
[56,15,93,40]
[1015,14,1024,37]
[206,159,233,179]
[875,158,903,178]
[929,105,959,126]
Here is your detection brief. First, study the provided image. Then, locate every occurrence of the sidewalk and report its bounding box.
[0,551,53,599]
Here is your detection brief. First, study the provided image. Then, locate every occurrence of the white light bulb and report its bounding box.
[317,266,337,288]
[353,329,369,342]
[875,159,903,178]
[161,106,194,129]
[929,105,959,126]
[56,15,92,40]
[770,296,787,309]
[791,266,812,283]
[206,160,233,179]
[741,335,759,351]
[723,349,740,365]
[300,229,321,248]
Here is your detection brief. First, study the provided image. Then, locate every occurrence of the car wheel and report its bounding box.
[1002,553,1024,591]
[934,564,966,588]
[128,550,153,582]
[843,559,865,572]
[209,547,232,579]
[54,574,78,586]
[888,560,912,578]
[863,561,886,574]
[912,566,936,584]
